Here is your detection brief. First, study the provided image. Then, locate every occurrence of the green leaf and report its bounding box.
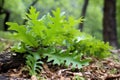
[43,49,91,68]
[26,52,42,76]
[6,22,38,47]
[11,42,26,53]
[26,6,39,20]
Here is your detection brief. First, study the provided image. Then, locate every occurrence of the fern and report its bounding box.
[7,7,112,76]
[76,39,112,58]
[43,50,91,68]
[7,22,38,47]
[26,52,42,76]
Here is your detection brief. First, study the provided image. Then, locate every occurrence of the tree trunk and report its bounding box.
[3,10,10,31]
[79,0,89,31]
[103,0,118,48]
[0,0,10,31]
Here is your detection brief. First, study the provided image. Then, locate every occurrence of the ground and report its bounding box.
[0,38,120,80]
[0,49,120,80]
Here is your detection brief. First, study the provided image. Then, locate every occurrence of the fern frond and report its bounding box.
[43,49,91,68]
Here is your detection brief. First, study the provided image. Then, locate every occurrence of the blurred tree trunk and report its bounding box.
[79,0,89,31]
[3,10,10,31]
[103,0,118,48]
[0,0,10,31]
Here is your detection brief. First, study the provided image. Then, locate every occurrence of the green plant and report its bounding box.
[26,52,42,76]
[6,7,112,76]
[73,38,112,58]
[0,31,14,53]
[73,75,85,80]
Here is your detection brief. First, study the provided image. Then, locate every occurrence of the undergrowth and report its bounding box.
[0,31,14,52]
[6,7,112,77]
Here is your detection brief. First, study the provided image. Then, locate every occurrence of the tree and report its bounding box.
[79,0,89,31]
[116,1,120,48]
[0,0,10,31]
[103,0,118,48]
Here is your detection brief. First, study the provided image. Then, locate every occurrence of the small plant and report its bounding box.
[6,7,112,76]
[26,52,42,76]
[73,75,85,80]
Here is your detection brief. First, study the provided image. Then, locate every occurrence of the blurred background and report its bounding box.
[0,0,120,52]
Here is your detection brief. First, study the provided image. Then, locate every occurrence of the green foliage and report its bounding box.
[0,31,14,53]
[0,42,5,53]
[0,31,13,39]
[26,6,39,20]
[26,52,42,76]
[7,7,111,76]
[41,47,90,68]
[76,39,112,58]
[73,75,85,80]
[7,23,38,47]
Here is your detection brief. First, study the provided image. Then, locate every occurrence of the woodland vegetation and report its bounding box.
[0,0,120,80]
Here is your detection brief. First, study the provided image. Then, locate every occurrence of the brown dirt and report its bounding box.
[0,50,120,80]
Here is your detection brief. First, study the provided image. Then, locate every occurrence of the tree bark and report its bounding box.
[79,0,89,31]
[103,0,118,48]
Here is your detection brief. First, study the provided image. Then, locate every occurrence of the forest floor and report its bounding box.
[0,38,120,80]
[0,49,120,80]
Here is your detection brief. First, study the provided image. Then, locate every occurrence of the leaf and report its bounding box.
[26,6,39,20]
[30,20,47,38]
[43,49,91,68]
[6,22,38,47]
[11,42,26,53]
[26,52,43,76]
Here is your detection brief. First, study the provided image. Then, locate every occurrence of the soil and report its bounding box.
[0,49,120,80]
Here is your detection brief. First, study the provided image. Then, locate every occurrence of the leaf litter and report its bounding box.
[0,38,120,80]
[0,50,120,80]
